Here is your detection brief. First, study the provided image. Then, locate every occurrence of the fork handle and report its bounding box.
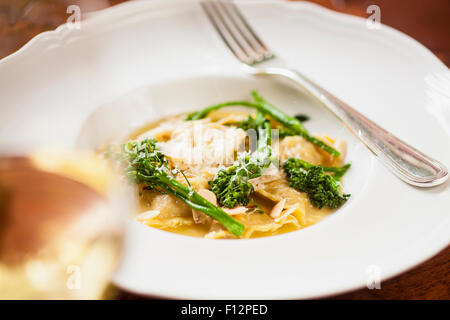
[263,67,448,187]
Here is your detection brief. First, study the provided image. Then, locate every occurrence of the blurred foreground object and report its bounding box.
[0,153,126,299]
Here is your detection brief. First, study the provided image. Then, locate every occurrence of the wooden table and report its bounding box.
[0,0,448,300]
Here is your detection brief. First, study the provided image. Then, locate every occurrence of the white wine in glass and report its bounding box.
[0,154,126,299]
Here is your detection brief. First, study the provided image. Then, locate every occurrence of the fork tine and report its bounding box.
[201,1,253,64]
[220,0,274,59]
[213,1,264,62]
[202,0,274,64]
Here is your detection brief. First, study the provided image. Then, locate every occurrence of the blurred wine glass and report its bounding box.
[0,152,127,299]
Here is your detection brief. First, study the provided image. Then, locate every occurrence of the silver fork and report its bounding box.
[201,0,448,187]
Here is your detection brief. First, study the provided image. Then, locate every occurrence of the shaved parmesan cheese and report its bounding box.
[198,189,217,204]
[274,204,299,222]
[135,210,160,222]
[270,199,286,219]
[222,206,248,215]
[249,163,282,186]
[156,120,246,169]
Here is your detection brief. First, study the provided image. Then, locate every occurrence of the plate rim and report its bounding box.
[0,0,448,72]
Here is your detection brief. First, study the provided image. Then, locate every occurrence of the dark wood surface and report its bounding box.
[0,0,448,300]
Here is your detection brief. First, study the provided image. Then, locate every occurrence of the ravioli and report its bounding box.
[127,109,347,239]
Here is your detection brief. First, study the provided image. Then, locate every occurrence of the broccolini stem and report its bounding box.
[251,91,340,157]
[186,101,261,120]
[322,163,351,181]
[136,171,245,236]
[251,91,308,133]
[285,158,351,181]
[185,92,340,157]
[256,114,272,166]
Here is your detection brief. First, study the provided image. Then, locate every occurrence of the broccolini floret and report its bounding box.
[210,156,262,208]
[210,112,272,208]
[283,158,351,209]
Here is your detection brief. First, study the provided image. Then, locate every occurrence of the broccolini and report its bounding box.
[210,111,272,208]
[119,139,245,236]
[185,91,339,156]
[283,158,351,209]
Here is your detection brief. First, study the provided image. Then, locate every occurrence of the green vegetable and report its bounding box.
[210,111,272,208]
[185,91,339,156]
[119,139,244,236]
[283,158,351,209]
[186,101,261,121]
[237,114,263,132]
[278,127,297,138]
[251,91,339,157]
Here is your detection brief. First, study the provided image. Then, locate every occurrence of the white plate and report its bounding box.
[0,0,449,299]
